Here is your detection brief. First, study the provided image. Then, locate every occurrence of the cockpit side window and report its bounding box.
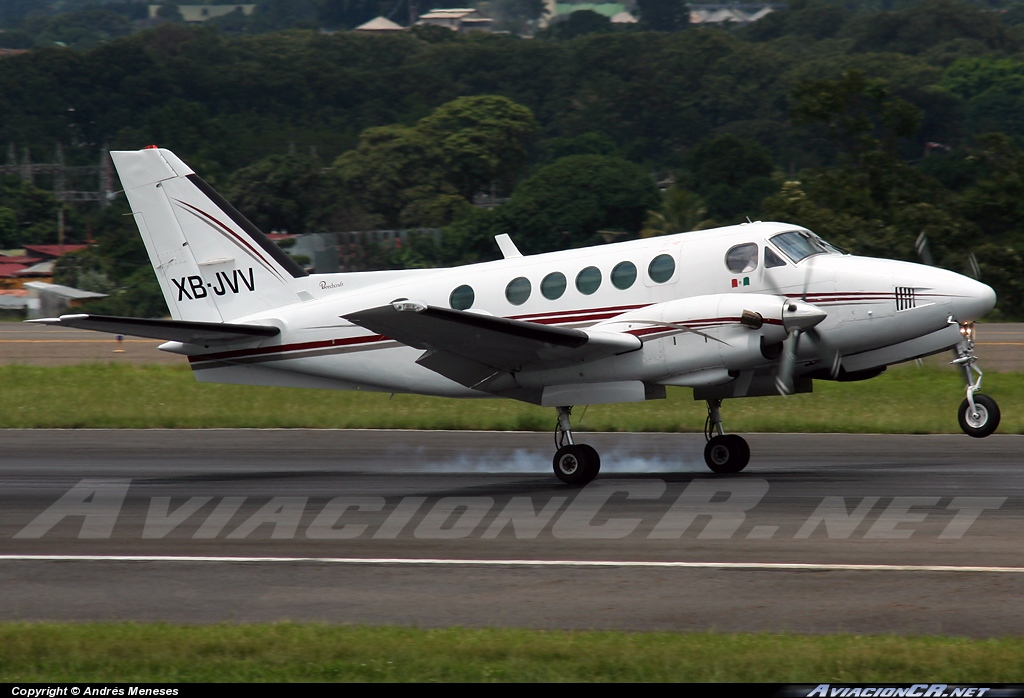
[770,230,831,263]
[765,247,787,268]
[725,243,758,273]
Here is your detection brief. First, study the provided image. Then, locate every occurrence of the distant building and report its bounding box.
[147,5,256,23]
[21,244,89,259]
[552,3,626,20]
[23,281,107,320]
[689,4,776,25]
[416,8,493,32]
[1,246,87,289]
[11,260,55,281]
[355,16,406,32]
[544,2,776,26]
[0,288,28,316]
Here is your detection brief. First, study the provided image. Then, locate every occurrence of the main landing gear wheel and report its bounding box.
[552,444,601,485]
[958,394,1000,438]
[703,434,750,474]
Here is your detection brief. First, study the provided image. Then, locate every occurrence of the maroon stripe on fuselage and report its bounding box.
[510,303,649,321]
[188,333,388,364]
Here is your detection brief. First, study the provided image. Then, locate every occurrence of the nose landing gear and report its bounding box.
[552,406,601,485]
[952,321,1000,438]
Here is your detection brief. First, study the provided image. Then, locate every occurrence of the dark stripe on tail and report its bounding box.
[186,173,308,279]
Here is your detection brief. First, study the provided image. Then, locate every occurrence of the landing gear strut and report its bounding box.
[952,321,1000,438]
[551,406,600,485]
[703,399,750,474]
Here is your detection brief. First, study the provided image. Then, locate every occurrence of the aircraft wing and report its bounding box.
[26,314,280,344]
[344,302,640,388]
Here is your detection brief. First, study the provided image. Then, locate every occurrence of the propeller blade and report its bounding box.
[775,329,800,395]
[967,252,980,280]
[800,255,817,301]
[915,232,934,266]
[806,326,842,379]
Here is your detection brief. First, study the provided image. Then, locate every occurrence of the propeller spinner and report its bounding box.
[776,299,834,395]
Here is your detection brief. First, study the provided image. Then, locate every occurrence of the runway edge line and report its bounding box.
[2,555,1024,573]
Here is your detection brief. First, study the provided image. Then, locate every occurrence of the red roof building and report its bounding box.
[21,244,89,258]
[0,256,43,265]
[0,263,29,277]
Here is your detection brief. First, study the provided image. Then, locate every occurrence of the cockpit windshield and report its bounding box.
[769,230,842,263]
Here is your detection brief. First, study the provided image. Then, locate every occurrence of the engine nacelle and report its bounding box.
[593,294,820,381]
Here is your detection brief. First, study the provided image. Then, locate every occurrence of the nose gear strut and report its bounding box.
[951,319,1000,437]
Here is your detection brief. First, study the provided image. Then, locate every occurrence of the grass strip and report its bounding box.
[1,624,1023,682]
[0,363,1020,433]
[2,362,1015,431]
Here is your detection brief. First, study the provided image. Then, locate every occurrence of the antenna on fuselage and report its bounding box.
[495,234,523,259]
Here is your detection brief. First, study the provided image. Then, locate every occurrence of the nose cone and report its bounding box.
[952,277,996,322]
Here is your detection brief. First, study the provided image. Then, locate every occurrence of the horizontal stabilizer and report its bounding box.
[344,302,639,387]
[26,314,279,345]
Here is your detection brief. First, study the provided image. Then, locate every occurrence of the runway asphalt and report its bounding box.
[1,429,1022,636]
[1,319,1021,636]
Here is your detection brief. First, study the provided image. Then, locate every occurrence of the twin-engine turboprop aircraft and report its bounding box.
[32,147,1000,484]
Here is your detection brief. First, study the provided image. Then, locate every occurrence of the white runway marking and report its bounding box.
[2,555,1024,573]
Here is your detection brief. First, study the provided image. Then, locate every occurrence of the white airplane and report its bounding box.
[32,147,1000,484]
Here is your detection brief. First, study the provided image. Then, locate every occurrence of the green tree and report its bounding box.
[543,10,613,39]
[743,0,850,42]
[31,7,133,48]
[641,185,708,237]
[417,95,538,200]
[0,29,33,49]
[489,0,547,33]
[683,134,778,222]
[0,206,17,248]
[338,96,537,228]
[335,124,453,228]
[543,132,617,162]
[155,3,184,22]
[636,0,689,32]
[762,153,975,266]
[941,57,1024,137]
[53,199,169,318]
[842,0,1012,56]
[792,69,922,162]
[498,154,660,252]
[226,152,332,235]
[958,133,1024,240]
[248,0,318,31]
[0,0,38,24]
[0,176,59,246]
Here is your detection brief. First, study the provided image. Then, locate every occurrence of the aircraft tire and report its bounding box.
[578,444,601,479]
[958,394,1000,438]
[704,434,750,474]
[553,444,599,485]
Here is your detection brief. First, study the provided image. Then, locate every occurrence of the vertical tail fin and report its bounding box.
[111,147,307,322]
